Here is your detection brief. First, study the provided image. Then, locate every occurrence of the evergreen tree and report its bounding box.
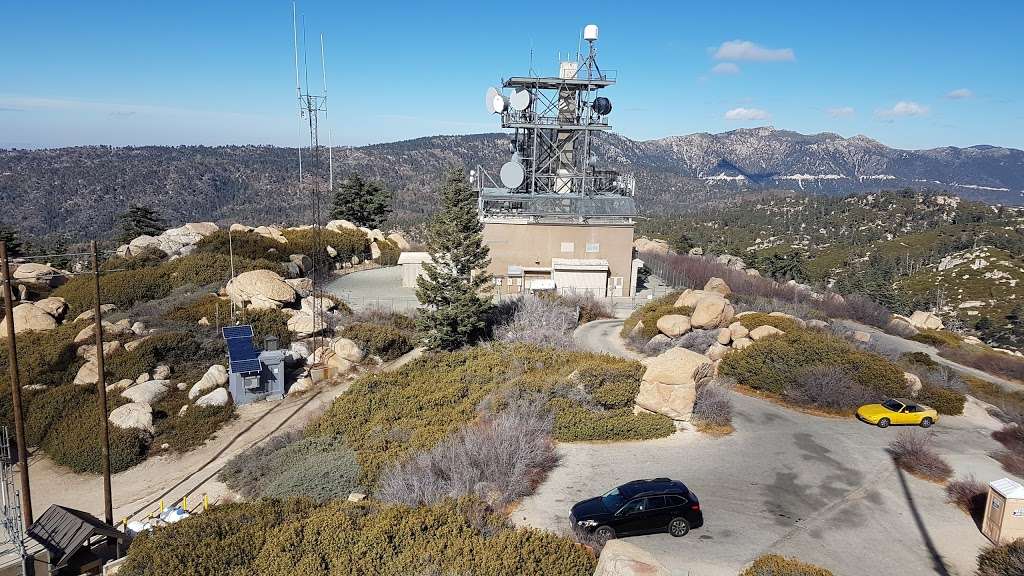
[118,205,166,243]
[330,174,392,229]
[0,225,24,258]
[415,168,492,350]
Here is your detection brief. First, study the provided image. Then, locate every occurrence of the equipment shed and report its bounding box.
[28,505,127,575]
[398,252,433,288]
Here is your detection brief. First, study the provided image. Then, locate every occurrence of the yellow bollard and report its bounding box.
[182,496,188,511]
[160,499,165,513]
[203,494,209,511]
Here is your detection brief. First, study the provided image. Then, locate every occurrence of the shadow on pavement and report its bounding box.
[892,457,952,576]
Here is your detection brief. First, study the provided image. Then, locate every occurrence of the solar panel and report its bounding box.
[223,324,261,374]
[230,359,262,374]
[222,325,254,340]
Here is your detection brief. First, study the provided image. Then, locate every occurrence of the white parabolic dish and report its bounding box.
[510,89,531,111]
[583,24,599,41]
[500,161,525,189]
[485,87,500,114]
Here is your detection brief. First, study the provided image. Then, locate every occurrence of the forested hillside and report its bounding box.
[2,128,1023,243]
[640,190,1024,348]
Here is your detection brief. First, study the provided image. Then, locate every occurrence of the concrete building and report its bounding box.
[398,251,432,288]
[476,25,639,297]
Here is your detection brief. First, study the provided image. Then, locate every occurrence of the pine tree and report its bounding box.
[0,225,24,258]
[330,174,392,229]
[118,205,166,243]
[415,168,492,350]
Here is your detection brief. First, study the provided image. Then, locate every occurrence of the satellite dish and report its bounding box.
[583,24,599,42]
[499,160,525,189]
[510,89,531,111]
[485,87,507,114]
[592,97,612,116]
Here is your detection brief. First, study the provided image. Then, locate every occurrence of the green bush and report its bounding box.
[243,308,292,348]
[620,291,685,340]
[219,435,362,503]
[195,230,286,261]
[738,312,803,333]
[916,383,966,416]
[375,237,401,266]
[572,360,645,409]
[43,397,147,474]
[282,228,369,266]
[719,330,909,410]
[901,351,937,367]
[155,401,234,452]
[105,332,201,381]
[976,539,1024,576]
[552,399,675,441]
[161,293,228,325]
[0,320,84,390]
[341,322,414,361]
[910,329,962,348]
[119,499,595,576]
[118,499,317,576]
[24,385,93,447]
[739,554,834,576]
[308,344,670,485]
[55,252,281,317]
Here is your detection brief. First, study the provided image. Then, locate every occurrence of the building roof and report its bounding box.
[398,252,433,265]
[552,258,610,271]
[28,505,126,568]
[990,477,1024,499]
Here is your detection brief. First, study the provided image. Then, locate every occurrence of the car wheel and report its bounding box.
[669,517,690,537]
[920,417,933,428]
[595,525,616,542]
[877,418,890,428]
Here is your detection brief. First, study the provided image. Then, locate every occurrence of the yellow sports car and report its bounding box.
[857,398,938,428]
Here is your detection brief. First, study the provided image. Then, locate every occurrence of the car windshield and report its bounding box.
[882,399,903,411]
[601,488,624,511]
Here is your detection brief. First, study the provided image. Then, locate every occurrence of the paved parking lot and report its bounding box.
[513,320,1016,576]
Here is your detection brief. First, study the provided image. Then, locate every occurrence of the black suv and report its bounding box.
[570,478,702,540]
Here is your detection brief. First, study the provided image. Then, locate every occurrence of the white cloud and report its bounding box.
[711,62,740,75]
[713,40,795,62]
[724,107,771,121]
[946,88,973,100]
[827,106,855,118]
[876,101,929,118]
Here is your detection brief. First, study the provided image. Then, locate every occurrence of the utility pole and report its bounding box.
[90,241,114,530]
[0,241,32,529]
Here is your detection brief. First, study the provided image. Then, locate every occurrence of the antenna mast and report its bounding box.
[291,1,331,360]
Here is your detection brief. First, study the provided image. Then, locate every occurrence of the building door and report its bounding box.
[608,276,624,297]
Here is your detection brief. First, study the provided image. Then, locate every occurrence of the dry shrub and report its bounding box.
[558,292,612,324]
[692,380,733,429]
[674,329,719,354]
[785,365,880,411]
[495,296,577,349]
[740,554,834,576]
[376,397,556,507]
[888,431,952,483]
[976,539,1024,576]
[945,475,987,518]
[940,345,1024,382]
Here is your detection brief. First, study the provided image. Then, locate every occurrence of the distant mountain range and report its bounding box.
[1,127,1022,241]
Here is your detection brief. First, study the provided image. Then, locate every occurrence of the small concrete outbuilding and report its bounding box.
[982,477,1024,545]
[398,252,433,288]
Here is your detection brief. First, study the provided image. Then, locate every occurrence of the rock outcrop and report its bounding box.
[189,365,228,400]
[121,380,170,405]
[908,311,944,331]
[0,303,58,336]
[690,295,735,329]
[749,325,784,341]
[109,402,154,433]
[196,387,230,407]
[656,315,691,338]
[12,263,68,288]
[634,347,712,421]
[593,539,671,576]
[225,269,298,310]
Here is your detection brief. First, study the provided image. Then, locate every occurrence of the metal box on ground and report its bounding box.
[982,477,1024,545]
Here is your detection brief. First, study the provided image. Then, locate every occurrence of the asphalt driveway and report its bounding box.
[514,320,1016,576]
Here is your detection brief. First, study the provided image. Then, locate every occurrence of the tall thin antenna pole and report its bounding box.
[292,1,304,194]
[321,32,334,192]
[0,242,31,529]
[90,241,114,534]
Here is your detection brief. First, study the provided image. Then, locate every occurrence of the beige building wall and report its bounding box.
[482,221,636,296]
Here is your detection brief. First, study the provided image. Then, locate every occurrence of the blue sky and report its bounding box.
[1,0,1022,150]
